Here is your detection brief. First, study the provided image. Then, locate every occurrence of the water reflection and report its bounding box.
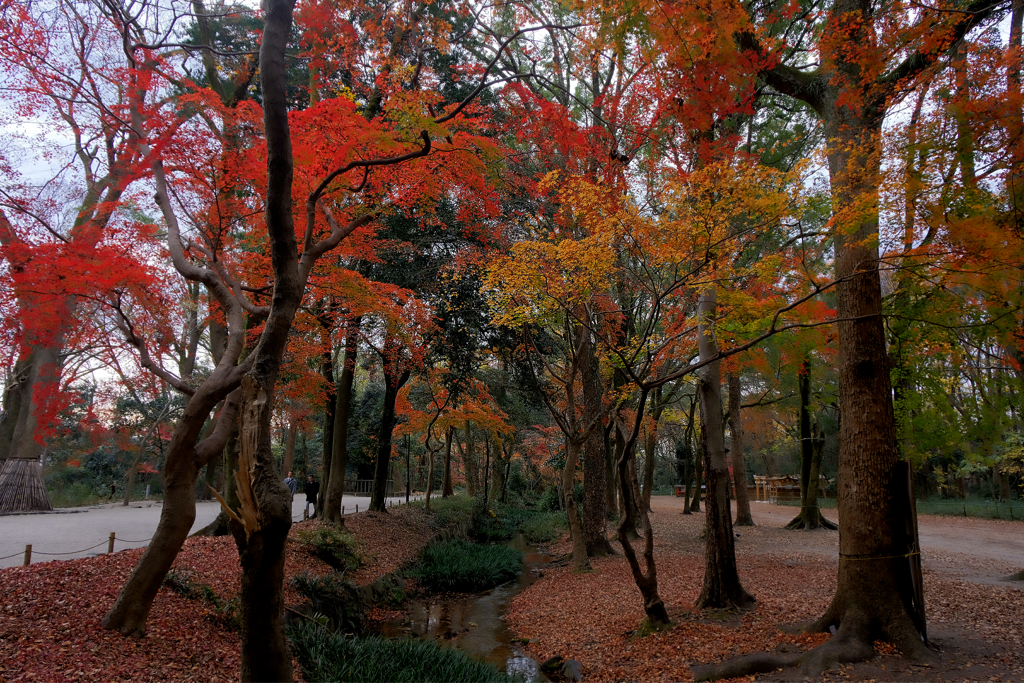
[378,534,555,682]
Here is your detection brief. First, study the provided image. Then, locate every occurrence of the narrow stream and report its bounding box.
[377,534,555,681]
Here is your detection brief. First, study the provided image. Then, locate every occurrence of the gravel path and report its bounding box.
[0,494,414,569]
[655,497,1024,585]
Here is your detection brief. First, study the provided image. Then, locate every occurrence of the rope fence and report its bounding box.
[2,532,155,567]
[5,496,420,566]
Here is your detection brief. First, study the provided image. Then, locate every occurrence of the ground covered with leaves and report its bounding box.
[506,498,1024,682]
[0,505,431,682]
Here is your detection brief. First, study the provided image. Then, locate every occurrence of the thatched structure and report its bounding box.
[0,458,52,513]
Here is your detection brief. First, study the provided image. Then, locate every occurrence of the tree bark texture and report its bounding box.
[580,326,613,556]
[727,373,754,526]
[696,289,754,610]
[613,397,670,626]
[442,425,455,497]
[323,316,359,526]
[370,346,410,512]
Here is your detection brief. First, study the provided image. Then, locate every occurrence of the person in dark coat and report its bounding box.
[305,475,319,517]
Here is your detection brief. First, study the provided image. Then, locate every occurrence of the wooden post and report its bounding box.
[342,505,345,515]
[356,504,359,513]
[108,532,115,554]
[23,544,31,566]
[303,509,307,521]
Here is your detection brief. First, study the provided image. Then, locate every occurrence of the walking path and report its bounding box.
[0,493,417,569]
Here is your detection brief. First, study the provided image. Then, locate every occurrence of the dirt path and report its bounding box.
[506,496,1024,682]
[653,496,1023,586]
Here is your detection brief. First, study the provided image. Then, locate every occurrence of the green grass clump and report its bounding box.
[520,511,566,544]
[412,539,522,592]
[289,624,518,683]
[424,494,477,530]
[295,526,363,571]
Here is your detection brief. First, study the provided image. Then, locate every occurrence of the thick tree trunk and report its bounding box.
[322,316,359,526]
[231,376,292,682]
[689,444,703,513]
[369,353,410,512]
[103,444,201,635]
[695,289,754,610]
[462,425,478,497]
[316,308,336,514]
[563,439,591,571]
[442,425,454,497]
[281,420,297,477]
[727,373,754,527]
[0,345,60,512]
[580,327,613,556]
[800,67,930,666]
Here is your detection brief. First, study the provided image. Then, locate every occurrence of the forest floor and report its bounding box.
[0,505,430,682]
[0,497,1020,682]
[506,496,1024,682]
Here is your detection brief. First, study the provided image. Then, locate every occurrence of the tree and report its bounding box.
[691,0,1013,677]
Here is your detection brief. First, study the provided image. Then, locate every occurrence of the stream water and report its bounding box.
[377,534,555,681]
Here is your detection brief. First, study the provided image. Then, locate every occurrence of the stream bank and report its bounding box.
[375,534,556,681]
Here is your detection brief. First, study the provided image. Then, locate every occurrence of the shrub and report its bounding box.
[520,511,566,544]
[295,526,363,572]
[412,539,522,592]
[291,572,365,633]
[289,624,519,683]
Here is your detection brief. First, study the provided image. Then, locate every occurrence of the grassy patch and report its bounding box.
[520,511,566,544]
[420,494,476,532]
[777,495,1024,521]
[412,539,522,592]
[295,526,363,572]
[288,624,519,683]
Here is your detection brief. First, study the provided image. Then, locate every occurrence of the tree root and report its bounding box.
[1005,569,1024,581]
[692,613,934,681]
[784,510,837,531]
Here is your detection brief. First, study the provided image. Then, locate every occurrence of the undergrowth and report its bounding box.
[288,623,519,683]
[291,572,364,633]
[412,539,522,592]
[294,526,363,571]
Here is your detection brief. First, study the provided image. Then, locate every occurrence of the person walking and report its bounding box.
[284,471,296,500]
[305,475,319,518]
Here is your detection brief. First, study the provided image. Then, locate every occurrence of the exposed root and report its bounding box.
[692,610,934,681]
[693,652,801,681]
[784,510,838,531]
[1005,569,1024,581]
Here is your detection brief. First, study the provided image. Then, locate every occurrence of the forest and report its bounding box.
[1,0,1023,680]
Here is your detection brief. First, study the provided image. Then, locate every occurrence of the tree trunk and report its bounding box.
[563,439,591,571]
[695,288,754,610]
[322,316,359,527]
[442,425,454,497]
[801,61,930,664]
[580,330,613,555]
[689,443,703,513]
[462,424,478,497]
[786,359,837,530]
[281,419,297,477]
[231,376,292,682]
[0,345,60,512]
[370,348,410,512]
[727,373,754,526]
[613,394,670,626]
